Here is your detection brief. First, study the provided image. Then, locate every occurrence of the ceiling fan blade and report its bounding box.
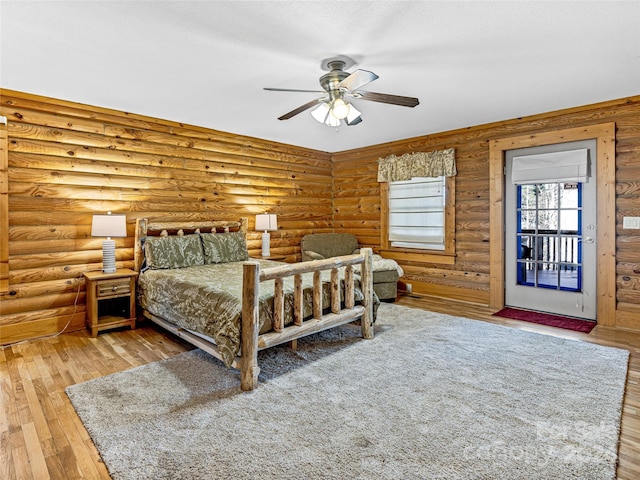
[338,69,379,92]
[264,87,325,94]
[277,98,325,120]
[355,91,420,108]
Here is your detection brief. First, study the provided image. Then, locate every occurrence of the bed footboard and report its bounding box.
[240,248,374,391]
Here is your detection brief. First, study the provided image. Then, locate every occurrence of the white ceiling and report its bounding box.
[1,1,639,153]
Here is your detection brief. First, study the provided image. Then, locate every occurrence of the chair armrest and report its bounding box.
[303,250,325,261]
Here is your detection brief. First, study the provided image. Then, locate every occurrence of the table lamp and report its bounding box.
[91,212,127,273]
[255,214,277,257]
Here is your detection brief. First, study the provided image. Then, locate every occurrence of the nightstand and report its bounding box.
[83,269,138,337]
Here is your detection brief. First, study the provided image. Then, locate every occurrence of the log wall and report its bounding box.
[2,89,639,344]
[333,96,640,330]
[0,89,333,344]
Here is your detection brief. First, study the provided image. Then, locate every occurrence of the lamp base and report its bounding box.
[261,232,271,257]
[102,239,117,273]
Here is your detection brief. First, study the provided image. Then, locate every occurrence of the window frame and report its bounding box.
[380,175,456,265]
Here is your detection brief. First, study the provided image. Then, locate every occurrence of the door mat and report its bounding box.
[493,307,596,333]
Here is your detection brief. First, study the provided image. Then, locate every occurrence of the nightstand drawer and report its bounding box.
[97,280,131,297]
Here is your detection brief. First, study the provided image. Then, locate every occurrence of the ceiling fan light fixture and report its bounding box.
[345,104,362,126]
[311,103,330,123]
[330,98,350,120]
[311,102,340,127]
[324,113,341,127]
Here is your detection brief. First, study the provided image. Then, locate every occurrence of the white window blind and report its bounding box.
[389,176,446,250]
[511,148,589,184]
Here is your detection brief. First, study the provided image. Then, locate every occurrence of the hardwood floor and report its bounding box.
[2,295,639,479]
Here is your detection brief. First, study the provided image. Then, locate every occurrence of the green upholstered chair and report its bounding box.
[300,233,402,301]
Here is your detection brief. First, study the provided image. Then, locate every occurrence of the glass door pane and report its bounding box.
[516,182,582,292]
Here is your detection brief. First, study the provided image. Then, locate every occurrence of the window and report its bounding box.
[389,176,446,250]
[381,175,455,263]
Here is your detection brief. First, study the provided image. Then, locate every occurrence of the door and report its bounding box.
[505,140,597,320]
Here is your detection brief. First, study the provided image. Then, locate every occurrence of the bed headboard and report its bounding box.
[134,217,248,273]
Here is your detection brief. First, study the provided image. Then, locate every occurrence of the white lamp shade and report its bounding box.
[255,214,277,232]
[91,214,127,238]
[346,104,362,125]
[324,113,340,127]
[311,103,331,124]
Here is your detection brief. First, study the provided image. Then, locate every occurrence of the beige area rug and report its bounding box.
[66,304,629,480]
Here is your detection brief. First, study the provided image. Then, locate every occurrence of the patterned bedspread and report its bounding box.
[138,259,375,367]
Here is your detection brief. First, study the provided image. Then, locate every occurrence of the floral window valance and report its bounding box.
[377,148,456,182]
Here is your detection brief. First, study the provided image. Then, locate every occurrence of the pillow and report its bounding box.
[200,231,248,263]
[144,234,205,269]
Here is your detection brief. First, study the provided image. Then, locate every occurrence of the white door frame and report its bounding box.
[489,123,616,326]
[504,140,597,319]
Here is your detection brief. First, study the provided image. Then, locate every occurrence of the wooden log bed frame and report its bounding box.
[134,217,375,391]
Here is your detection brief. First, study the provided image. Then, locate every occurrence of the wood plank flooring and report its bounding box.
[1,295,639,479]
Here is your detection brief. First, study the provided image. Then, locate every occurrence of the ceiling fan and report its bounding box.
[264,56,420,127]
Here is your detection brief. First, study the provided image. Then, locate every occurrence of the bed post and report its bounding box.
[241,260,261,391]
[360,247,374,339]
[239,217,248,234]
[134,218,147,273]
